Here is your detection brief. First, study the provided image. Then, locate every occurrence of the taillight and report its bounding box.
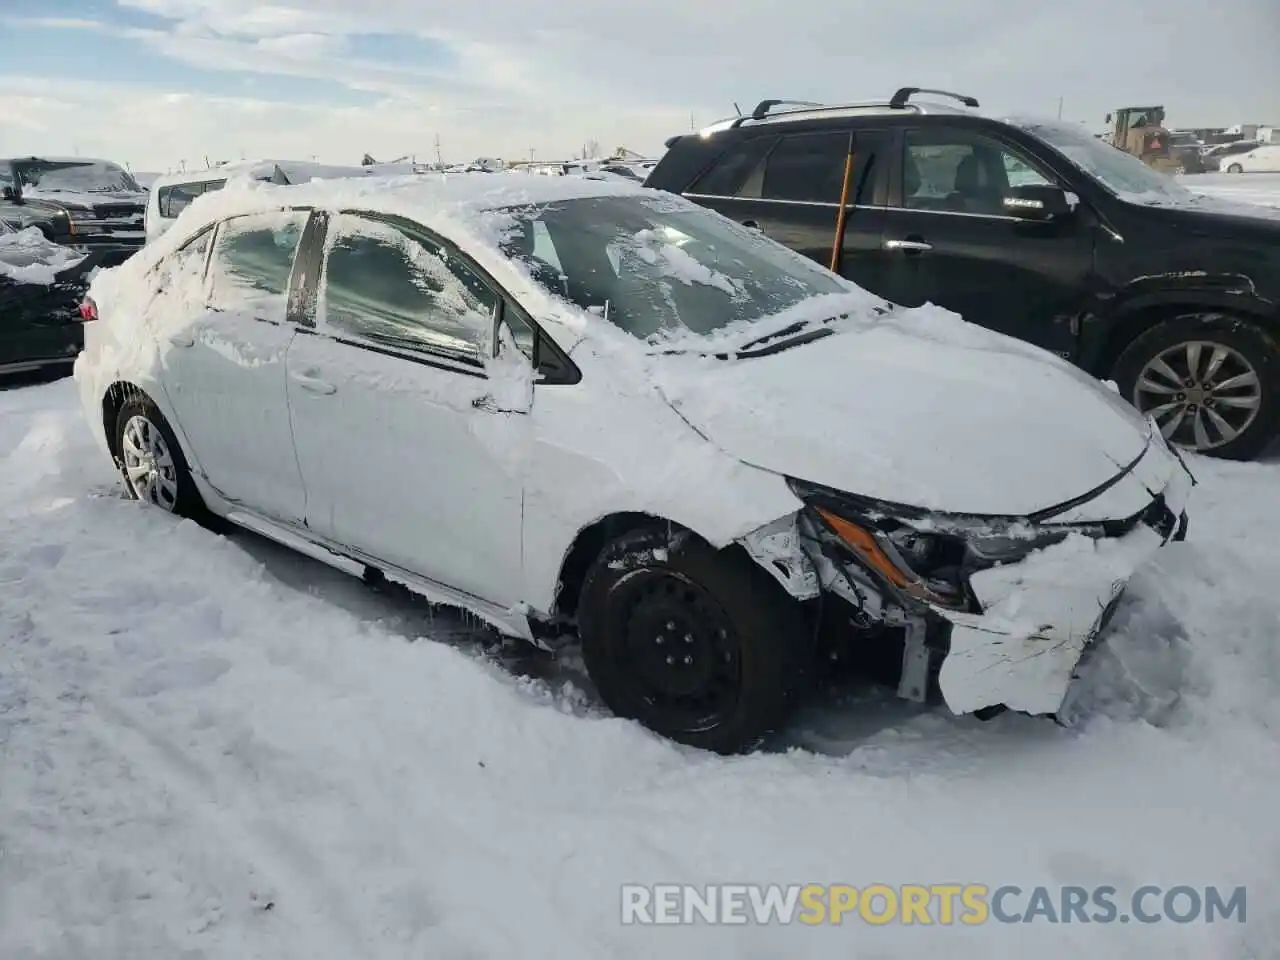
[78,298,98,322]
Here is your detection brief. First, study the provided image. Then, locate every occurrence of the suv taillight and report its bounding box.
[78,298,98,322]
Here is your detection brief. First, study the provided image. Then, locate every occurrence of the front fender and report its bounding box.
[1081,272,1279,373]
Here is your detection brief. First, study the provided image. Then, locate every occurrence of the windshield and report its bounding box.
[493,195,848,341]
[1011,119,1193,199]
[14,160,141,194]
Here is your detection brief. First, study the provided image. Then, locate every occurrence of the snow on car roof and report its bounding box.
[185,169,647,222]
[137,170,657,280]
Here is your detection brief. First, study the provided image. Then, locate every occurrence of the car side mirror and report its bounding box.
[1001,184,1073,222]
[2,186,17,201]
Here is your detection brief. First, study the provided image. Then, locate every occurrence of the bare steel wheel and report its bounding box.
[1113,315,1280,461]
[1134,340,1261,451]
[121,415,180,510]
[578,526,810,753]
[112,392,208,518]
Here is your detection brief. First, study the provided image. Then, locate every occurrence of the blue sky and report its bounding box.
[2,0,1277,172]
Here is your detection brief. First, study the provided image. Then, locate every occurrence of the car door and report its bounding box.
[681,128,893,299]
[879,126,1095,358]
[284,211,525,605]
[156,209,310,523]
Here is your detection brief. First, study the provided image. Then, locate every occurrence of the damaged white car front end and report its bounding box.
[740,425,1195,717]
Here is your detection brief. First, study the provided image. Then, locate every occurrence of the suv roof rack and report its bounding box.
[724,87,980,130]
[889,87,980,109]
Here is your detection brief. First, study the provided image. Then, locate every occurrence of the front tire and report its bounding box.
[114,394,207,518]
[577,526,809,753]
[1112,314,1280,460]
[1226,163,1244,174]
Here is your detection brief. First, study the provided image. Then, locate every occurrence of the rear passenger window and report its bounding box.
[761,132,872,204]
[207,211,309,308]
[160,183,202,218]
[158,180,229,218]
[688,137,775,197]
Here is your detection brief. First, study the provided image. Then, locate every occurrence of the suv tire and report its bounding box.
[1112,314,1280,460]
[577,526,809,753]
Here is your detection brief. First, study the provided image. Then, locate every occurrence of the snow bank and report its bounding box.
[1,378,1277,959]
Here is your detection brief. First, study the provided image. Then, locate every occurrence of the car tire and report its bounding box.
[114,394,208,518]
[1112,314,1280,460]
[577,525,810,753]
[1226,163,1244,174]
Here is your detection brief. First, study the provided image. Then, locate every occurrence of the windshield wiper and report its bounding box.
[737,330,834,360]
[737,319,816,352]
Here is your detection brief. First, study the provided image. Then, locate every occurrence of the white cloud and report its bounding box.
[6,0,1279,169]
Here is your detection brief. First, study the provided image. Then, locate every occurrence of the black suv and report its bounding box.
[1,156,147,268]
[646,88,1280,460]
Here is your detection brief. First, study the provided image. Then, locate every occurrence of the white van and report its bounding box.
[145,160,374,242]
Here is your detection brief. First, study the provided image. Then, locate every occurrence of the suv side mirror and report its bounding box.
[1002,184,1072,222]
[2,186,16,201]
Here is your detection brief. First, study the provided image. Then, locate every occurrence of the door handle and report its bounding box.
[472,393,500,413]
[291,372,336,395]
[883,238,933,254]
[167,331,195,348]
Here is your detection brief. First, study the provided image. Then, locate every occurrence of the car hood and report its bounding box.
[649,316,1154,517]
[0,226,89,284]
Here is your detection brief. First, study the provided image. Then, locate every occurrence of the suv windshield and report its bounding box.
[493,194,848,340]
[14,159,141,194]
[1011,119,1194,199]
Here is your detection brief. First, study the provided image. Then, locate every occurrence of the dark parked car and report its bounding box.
[646,88,1280,459]
[0,221,97,376]
[1,156,146,269]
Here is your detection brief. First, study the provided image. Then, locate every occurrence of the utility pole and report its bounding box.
[1057,97,1064,120]
[434,133,443,167]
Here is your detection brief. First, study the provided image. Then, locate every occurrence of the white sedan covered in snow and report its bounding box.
[74,173,1194,752]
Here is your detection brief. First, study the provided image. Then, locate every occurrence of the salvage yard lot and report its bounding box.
[3,178,1280,958]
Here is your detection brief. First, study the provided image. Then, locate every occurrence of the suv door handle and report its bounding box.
[472,393,501,413]
[291,372,336,395]
[883,238,933,253]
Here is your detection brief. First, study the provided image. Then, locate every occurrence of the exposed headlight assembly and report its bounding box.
[788,478,1077,612]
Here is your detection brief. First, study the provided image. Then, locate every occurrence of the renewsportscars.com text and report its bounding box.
[621,883,1247,926]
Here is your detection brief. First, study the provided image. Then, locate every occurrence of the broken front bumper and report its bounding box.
[744,425,1195,717]
[932,452,1193,715]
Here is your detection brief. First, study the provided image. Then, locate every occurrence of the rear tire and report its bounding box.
[1112,314,1280,460]
[577,526,810,753]
[114,394,209,519]
[1226,163,1244,174]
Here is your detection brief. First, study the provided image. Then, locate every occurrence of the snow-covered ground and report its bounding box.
[3,372,1278,959]
[1185,171,1280,209]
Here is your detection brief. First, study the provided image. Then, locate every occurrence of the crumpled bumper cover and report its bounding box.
[934,442,1193,716]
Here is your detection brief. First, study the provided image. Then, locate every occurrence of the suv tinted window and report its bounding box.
[688,137,775,197]
[208,211,308,308]
[901,130,1053,215]
[760,132,861,203]
[320,215,498,364]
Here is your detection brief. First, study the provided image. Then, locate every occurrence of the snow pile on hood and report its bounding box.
[0,226,88,284]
